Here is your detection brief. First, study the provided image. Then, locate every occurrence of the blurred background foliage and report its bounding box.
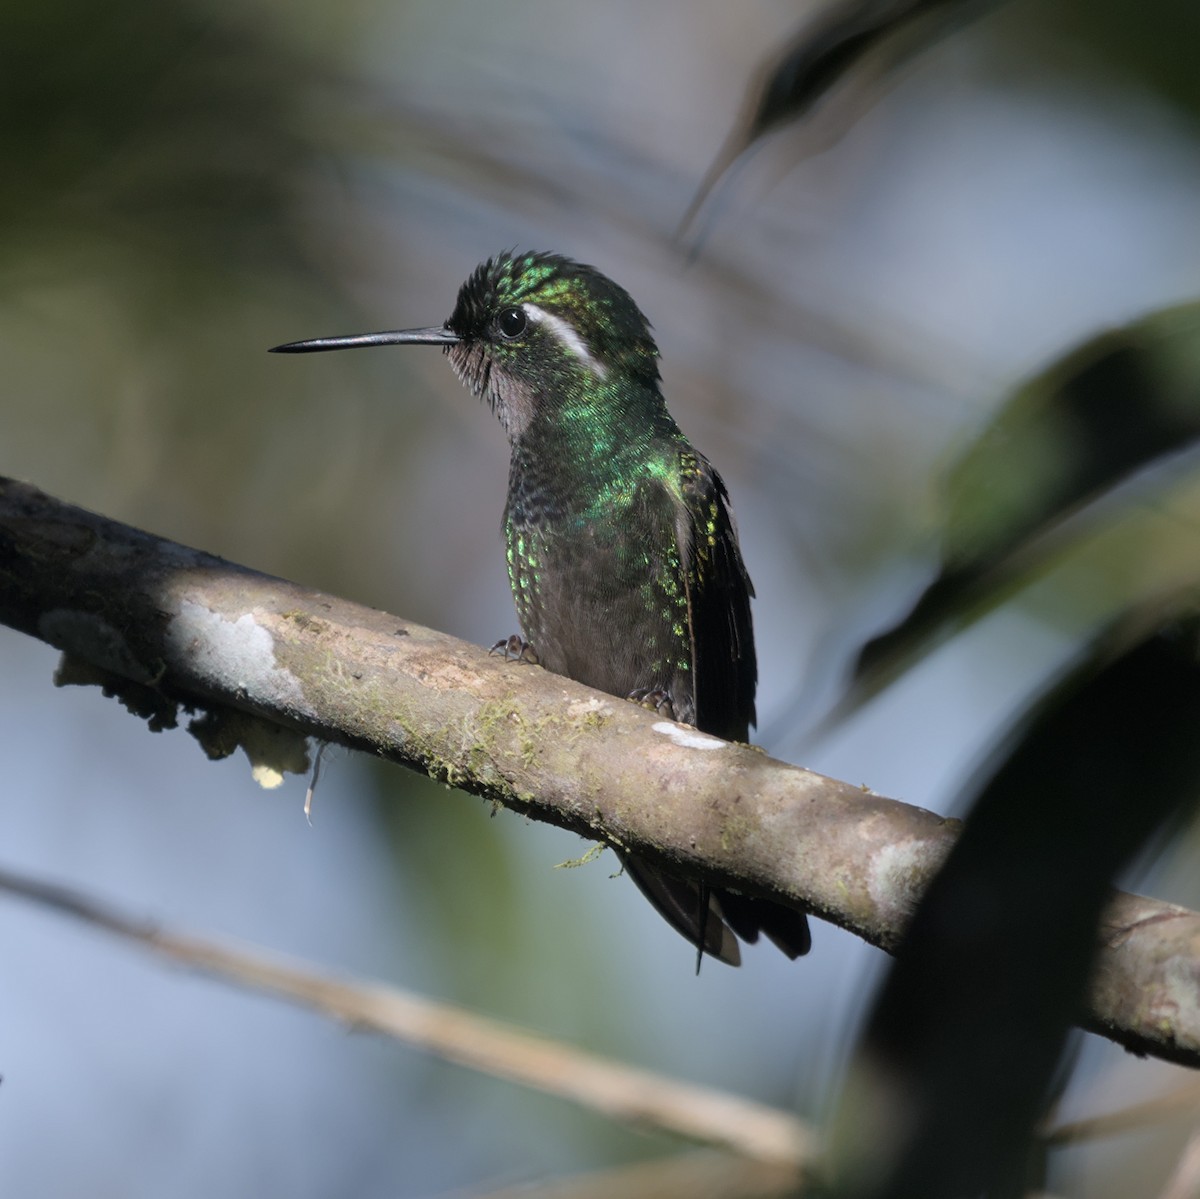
[2,0,1200,1195]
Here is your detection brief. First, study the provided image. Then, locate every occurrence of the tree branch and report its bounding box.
[2,476,1198,1067]
[475,1151,807,1198]
[0,864,814,1169]
[1158,1130,1200,1199]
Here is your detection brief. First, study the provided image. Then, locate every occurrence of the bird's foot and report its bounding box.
[626,687,676,720]
[489,635,539,664]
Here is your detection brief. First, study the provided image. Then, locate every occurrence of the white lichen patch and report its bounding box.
[40,609,156,682]
[167,601,313,715]
[567,696,612,719]
[237,712,310,789]
[867,837,939,922]
[651,721,726,750]
[189,705,311,790]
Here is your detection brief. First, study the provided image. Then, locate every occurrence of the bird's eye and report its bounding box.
[497,307,528,339]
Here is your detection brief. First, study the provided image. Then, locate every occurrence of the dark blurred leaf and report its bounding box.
[743,0,967,139]
[848,300,1200,705]
[681,0,997,238]
[833,606,1200,1198]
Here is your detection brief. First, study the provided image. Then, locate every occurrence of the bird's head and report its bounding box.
[272,251,661,440]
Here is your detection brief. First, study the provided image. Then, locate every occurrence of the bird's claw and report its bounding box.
[626,687,676,719]
[489,635,539,664]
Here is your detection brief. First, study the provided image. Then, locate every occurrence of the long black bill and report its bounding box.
[269,327,460,354]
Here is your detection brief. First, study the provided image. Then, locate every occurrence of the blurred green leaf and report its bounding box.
[1017,0,1200,126]
[847,300,1200,706]
[0,0,332,300]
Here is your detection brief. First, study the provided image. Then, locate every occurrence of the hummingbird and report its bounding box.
[271,251,810,966]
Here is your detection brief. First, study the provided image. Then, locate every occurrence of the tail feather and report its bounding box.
[620,853,810,965]
[620,854,740,964]
[717,890,812,960]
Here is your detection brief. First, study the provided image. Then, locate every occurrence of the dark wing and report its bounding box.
[677,449,757,741]
[670,449,812,963]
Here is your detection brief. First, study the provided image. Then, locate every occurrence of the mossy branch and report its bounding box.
[1,475,1198,1067]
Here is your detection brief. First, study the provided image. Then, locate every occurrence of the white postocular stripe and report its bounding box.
[523,303,607,379]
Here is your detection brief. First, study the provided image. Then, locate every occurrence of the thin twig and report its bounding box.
[0,863,815,1169]
[1157,1129,1200,1199]
[1045,1082,1200,1147]
[472,1150,805,1199]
